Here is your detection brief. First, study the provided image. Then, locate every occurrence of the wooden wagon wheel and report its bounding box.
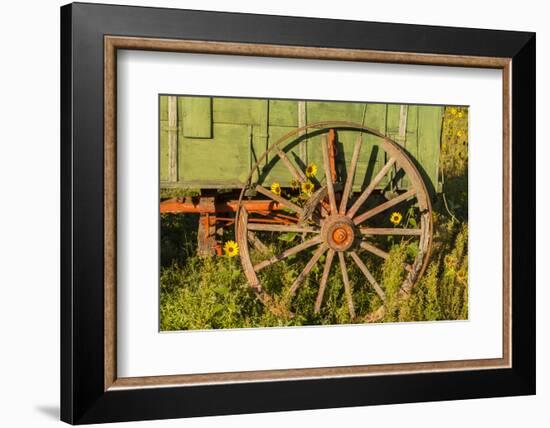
[235,121,433,322]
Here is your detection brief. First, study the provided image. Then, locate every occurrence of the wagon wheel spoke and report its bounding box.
[353,188,416,226]
[338,252,356,319]
[247,223,319,233]
[236,206,261,292]
[359,227,422,236]
[247,231,269,254]
[349,251,386,301]
[314,249,335,314]
[286,244,328,299]
[254,236,323,272]
[321,134,338,214]
[277,148,307,183]
[359,241,412,272]
[347,157,397,218]
[301,185,328,224]
[255,184,305,216]
[339,134,363,214]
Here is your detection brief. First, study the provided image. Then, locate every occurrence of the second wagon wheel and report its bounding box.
[235,121,433,322]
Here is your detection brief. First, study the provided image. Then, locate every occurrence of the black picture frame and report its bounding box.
[61,2,535,424]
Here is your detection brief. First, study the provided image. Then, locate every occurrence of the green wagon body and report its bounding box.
[160,96,444,194]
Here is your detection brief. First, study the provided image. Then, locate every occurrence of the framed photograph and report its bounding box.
[60,2,535,424]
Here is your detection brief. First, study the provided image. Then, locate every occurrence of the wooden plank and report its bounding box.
[385,104,402,187]
[297,100,307,164]
[268,99,298,127]
[179,123,250,185]
[306,100,364,123]
[250,100,269,182]
[417,106,444,193]
[396,104,419,190]
[167,95,178,182]
[159,96,169,182]
[180,96,212,138]
[213,97,264,125]
[159,95,168,121]
[385,104,402,141]
[398,105,409,142]
[402,105,413,188]
[257,100,269,171]
[406,105,419,159]
[355,103,387,191]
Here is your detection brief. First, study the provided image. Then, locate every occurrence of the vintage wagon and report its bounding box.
[160,95,444,320]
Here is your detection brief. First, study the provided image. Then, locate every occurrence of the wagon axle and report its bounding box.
[160,196,301,255]
[322,215,356,252]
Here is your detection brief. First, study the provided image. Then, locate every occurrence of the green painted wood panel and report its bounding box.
[159,128,169,182]
[159,96,444,193]
[159,95,169,121]
[386,104,407,189]
[269,100,298,127]
[416,106,443,195]
[180,97,212,138]
[179,123,250,187]
[405,105,419,160]
[250,100,269,183]
[159,96,170,182]
[213,98,265,125]
[353,103,387,191]
[306,100,365,123]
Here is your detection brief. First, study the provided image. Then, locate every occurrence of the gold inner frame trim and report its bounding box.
[104,35,512,391]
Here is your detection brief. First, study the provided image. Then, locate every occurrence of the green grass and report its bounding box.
[160,106,469,331]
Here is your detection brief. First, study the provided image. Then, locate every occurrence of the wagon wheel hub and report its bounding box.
[322,215,355,252]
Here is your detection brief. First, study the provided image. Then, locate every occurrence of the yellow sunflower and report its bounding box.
[390,212,402,225]
[270,182,281,196]
[301,180,315,196]
[223,240,239,257]
[458,111,464,118]
[450,107,458,115]
[305,163,318,178]
[290,179,300,190]
[456,268,467,282]
[457,130,463,138]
